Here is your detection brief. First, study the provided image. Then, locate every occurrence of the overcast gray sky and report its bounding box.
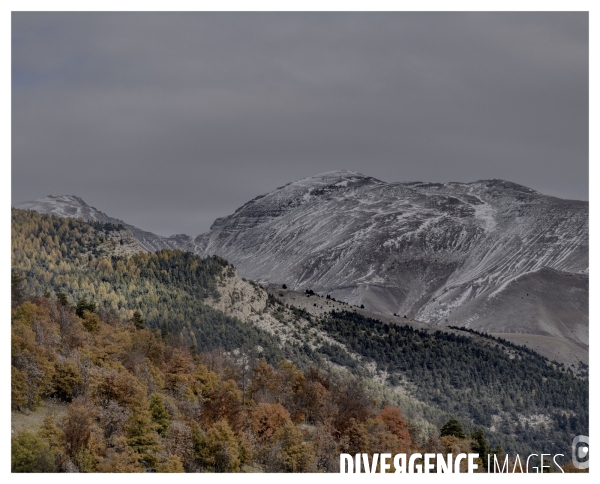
[12,12,588,236]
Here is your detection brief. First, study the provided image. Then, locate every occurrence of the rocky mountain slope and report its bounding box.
[446,267,588,366]
[16,170,588,363]
[190,171,588,356]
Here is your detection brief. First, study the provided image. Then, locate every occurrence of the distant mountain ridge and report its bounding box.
[16,170,588,363]
[16,194,195,253]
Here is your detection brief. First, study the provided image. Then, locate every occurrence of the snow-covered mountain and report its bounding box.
[16,195,194,253]
[16,170,588,361]
[193,171,586,310]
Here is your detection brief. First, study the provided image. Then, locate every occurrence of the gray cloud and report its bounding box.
[12,12,588,236]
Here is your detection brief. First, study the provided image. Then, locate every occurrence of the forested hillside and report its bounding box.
[12,295,423,472]
[313,310,587,455]
[11,210,290,362]
[11,209,587,471]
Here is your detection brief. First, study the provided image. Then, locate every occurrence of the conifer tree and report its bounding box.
[126,401,162,470]
[149,393,171,435]
[131,310,145,330]
[471,427,490,457]
[11,271,25,308]
[440,419,466,439]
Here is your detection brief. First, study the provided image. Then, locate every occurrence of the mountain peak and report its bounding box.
[471,179,542,195]
[281,170,382,192]
[15,195,118,224]
[19,194,88,206]
[313,169,365,178]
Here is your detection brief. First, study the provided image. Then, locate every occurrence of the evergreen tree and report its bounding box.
[126,403,162,470]
[132,310,145,330]
[471,427,490,457]
[11,431,57,472]
[149,393,170,435]
[11,271,25,308]
[440,419,466,439]
[76,296,97,318]
[199,420,240,472]
[56,292,69,307]
[161,321,170,341]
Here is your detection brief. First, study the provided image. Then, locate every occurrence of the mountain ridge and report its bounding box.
[16,171,588,364]
[16,194,195,253]
[11,208,588,460]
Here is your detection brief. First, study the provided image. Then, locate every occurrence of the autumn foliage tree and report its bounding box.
[11,296,420,473]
